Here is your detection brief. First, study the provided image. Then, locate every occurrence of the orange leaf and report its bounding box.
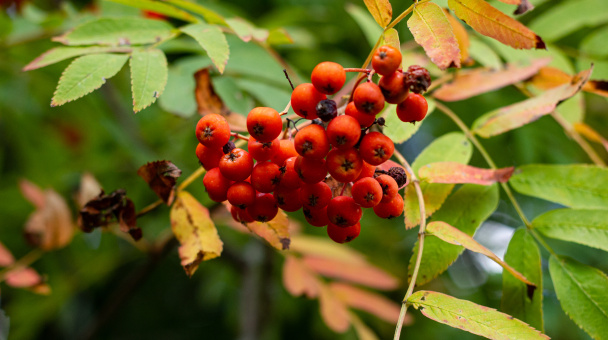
[363,0,392,27]
[408,2,460,70]
[246,210,291,250]
[0,241,15,267]
[575,122,608,153]
[330,282,406,324]
[289,235,367,265]
[194,68,247,132]
[75,173,102,209]
[427,221,536,294]
[20,180,74,251]
[282,255,321,298]
[419,162,514,185]
[302,255,399,290]
[433,58,550,101]
[444,10,470,66]
[532,66,608,98]
[170,191,223,277]
[319,283,350,333]
[448,0,544,49]
[137,160,182,205]
[473,67,592,138]
[4,267,51,295]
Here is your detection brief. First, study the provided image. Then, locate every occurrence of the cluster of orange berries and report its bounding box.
[195,45,430,243]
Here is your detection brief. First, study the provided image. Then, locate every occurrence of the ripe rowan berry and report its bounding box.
[327,222,361,243]
[356,160,376,180]
[345,101,375,128]
[203,167,233,202]
[359,132,394,166]
[247,193,279,222]
[227,181,256,208]
[271,139,298,166]
[248,137,279,162]
[278,156,302,189]
[404,65,431,94]
[326,148,363,183]
[326,115,361,149]
[353,82,385,115]
[295,156,327,184]
[372,45,402,76]
[379,71,409,104]
[351,177,383,208]
[247,107,283,142]
[303,206,330,227]
[231,205,255,224]
[294,124,330,159]
[250,161,282,193]
[396,93,428,123]
[195,143,223,170]
[316,99,338,122]
[291,83,327,119]
[375,174,398,203]
[219,148,254,181]
[196,114,231,148]
[274,188,302,212]
[299,181,332,209]
[311,61,346,95]
[327,196,362,227]
[373,194,404,219]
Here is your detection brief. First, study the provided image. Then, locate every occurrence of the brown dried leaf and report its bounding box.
[319,283,350,333]
[75,173,102,209]
[137,160,182,205]
[170,191,223,277]
[20,180,74,251]
[195,68,247,132]
[419,162,514,185]
[282,255,321,298]
[0,241,15,267]
[79,189,142,240]
[246,210,291,250]
[330,282,406,324]
[302,255,399,290]
[433,58,551,101]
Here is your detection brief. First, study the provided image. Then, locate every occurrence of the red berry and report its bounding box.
[311,61,346,95]
[353,82,385,115]
[372,45,402,76]
[326,115,361,149]
[219,148,254,181]
[294,124,330,159]
[351,177,383,208]
[231,205,255,224]
[373,194,404,219]
[278,156,303,189]
[203,167,233,202]
[327,222,361,243]
[291,83,327,120]
[359,132,394,166]
[271,139,298,166]
[195,143,223,170]
[250,161,282,193]
[299,181,332,209]
[295,156,327,184]
[247,107,283,142]
[274,188,302,212]
[345,101,375,128]
[303,206,330,227]
[375,174,398,203]
[326,148,363,183]
[379,71,409,104]
[247,193,279,222]
[248,137,279,162]
[356,161,376,180]
[195,114,231,148]
[396,93,428,123]
[227,181,256,208]
[327,196,362,227]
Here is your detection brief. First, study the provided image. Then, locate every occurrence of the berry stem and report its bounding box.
[367,69,376,82]
[343,68,371,73]
[230,132,250,141]
[283,69,295,90]
[136,199,163,217]
[339,182,349,196]
[279,101,292,116]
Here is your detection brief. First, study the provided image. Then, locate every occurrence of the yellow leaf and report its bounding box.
[408,2,460,70]
[363,0,392,27]
[302,255,399,290]
[381,28,400,52]
[246,210,291,250]
[575,122,608,153]
[282,255,321,298]
[532,66,608,98]
[330,282,406,324]
[448,0,544,50]
[404,182,454,229]
[170,191,223,276]
[319,283,350,333]
[289,235,367,264]
[444,9,470,65]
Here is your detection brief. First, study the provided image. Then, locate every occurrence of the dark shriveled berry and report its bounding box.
[404,65,432,94]
[316,99,338,122]
[388,166,408,188]
[222,141,236,154]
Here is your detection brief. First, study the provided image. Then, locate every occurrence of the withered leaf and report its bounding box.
[195,68,247,132]
[330,282,406,324]
[302,255,399,290]
[282,255,321,298]
[79,189,142,241]
[75,172,102,209]
[137,160,182,205]
[319,283,350,333]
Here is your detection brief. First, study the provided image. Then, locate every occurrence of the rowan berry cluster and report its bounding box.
[195,45,430,244]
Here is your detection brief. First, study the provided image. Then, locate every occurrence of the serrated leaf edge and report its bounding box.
[129,49,169,113]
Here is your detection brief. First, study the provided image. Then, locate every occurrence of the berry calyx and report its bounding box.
[326,115,361,149]
[299,181,332,209]
[353,82,385,115]
[326,148,363,183]
[359,132,394,166]
[195,114,231,148]
[247,107,283,142]
[219,148,254,181]
[294,124,330,159]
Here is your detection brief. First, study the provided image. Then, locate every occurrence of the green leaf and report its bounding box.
[106,0,197,23]
[53,17,175,46]
[164,0,228,26]
[383,98,435,144]
[581,26,608,59]
[549,256,608,339]
[24,46,132,71]
[404,132,473,228]
[510,164,608,210]
[181,23,229,73]
[408,291,549,339]
[51,53,129,107]
[345,3,383,48]
[267,27,294,46]
[130,49,168,113]
[502,229,544,332]
[532,209,608,252]
[362,0,392,27]
[159,56,211,117]
[225,17,268,43]
[468,36,503,70]
[529,0,608,42]
[234,78,291,110]
[409,184,498,286]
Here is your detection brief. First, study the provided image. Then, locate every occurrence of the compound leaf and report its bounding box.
[533,209,608,252]
[181,23,229,73]
[130,49,168,113]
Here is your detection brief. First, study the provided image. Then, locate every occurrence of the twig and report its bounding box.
[231,132,250,141]
[136,199,163,217]
[283,69,295,90]
[177,166,206,192]
[344,68,371,73]
[280,101,292,116]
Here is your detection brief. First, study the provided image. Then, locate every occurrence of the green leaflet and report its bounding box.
[404,132,473,229]
[345,3,383,48]
[106,0,197,23]
[408,291,548,339]
[164,0,228,26]
[409,183,498,286]
[509,164,608,210]
[54,17,174,46]
[159,56,212,117]
[24,46,132,71]
[51,53,129,107]
[130,49,168,113]
[581,26,608,59]
[533,209,608,252]
[549,256,608,339]
[180,23,229,74]
[529,0,608,42]
[383,98,435,145]
[502,229,544,331]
